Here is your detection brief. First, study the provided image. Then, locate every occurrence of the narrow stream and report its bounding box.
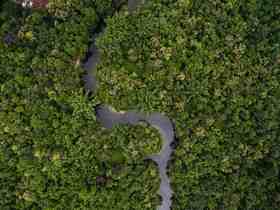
[95,105,174,210]
[82,1,175,209]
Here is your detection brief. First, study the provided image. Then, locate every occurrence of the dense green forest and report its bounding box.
[1,0,280,209]
[96,0,280,209]
[0,1,161,209]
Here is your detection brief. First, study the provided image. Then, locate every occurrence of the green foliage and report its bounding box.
[0,1,161,209]
[2,0,280,209]
[96,0,280,209]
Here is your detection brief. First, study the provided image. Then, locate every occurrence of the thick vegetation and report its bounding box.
[96,0,280,209]
[2,0,280,209]
[0,1,161,209]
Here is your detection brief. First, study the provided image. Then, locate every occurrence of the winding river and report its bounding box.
[82,1,175,209]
